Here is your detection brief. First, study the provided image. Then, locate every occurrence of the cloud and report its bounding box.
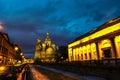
[0,0,120,57]
[85,0,120,21]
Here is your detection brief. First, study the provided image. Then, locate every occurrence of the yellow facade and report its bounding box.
[68,17,120,63]
[115,35,120,58]
[34,33,58,62]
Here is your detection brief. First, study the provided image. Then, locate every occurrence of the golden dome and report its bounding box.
[46,47,54,54]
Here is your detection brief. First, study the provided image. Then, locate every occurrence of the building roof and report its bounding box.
[0,31,10,42]
[72,16,120,43]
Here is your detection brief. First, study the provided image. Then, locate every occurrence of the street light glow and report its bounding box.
[15,46,19,51]
[20,53,23,56]
[0,24,3,31]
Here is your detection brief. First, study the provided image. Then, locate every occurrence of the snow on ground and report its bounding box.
[35,65,106,80]
[29,65,49,80]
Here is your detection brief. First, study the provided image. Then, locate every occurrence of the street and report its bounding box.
[21,64,83,80]
[15,64,106,80]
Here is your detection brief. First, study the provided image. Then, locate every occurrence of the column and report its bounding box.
[95,42,100,60]
[109,37,118,65]
[109,37,117,58]
[71,48,74,61]
[78,54,80,61]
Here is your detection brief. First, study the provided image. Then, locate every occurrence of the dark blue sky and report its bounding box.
[0,0,120,58]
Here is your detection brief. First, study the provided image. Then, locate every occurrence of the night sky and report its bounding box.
[0,0,120,58]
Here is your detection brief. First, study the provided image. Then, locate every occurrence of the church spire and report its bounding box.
[46,32,49,36]
[46,32,50,40]
[45,32,51,46]
[37,37,42,43]
[45,32,51,41]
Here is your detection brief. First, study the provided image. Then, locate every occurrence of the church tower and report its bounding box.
[34,38,42,59]
[44,32,52,47]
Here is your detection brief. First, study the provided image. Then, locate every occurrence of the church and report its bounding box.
[34,33,58,62]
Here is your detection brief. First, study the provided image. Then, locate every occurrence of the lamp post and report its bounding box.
[14,46,19,64]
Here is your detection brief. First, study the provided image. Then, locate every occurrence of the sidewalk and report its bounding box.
[35,65,106,80]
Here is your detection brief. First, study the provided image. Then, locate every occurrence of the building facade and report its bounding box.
[68,17,120,65]
[0,31,24,65]
[0,32,16,65]
[34,33,58,62]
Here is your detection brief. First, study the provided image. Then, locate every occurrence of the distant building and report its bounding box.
[58,46,68,61]
[34,33,58,62]
[68,17,120,65]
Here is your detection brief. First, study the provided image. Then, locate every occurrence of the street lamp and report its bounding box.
[14,46,19,51]
[20,53,23,56]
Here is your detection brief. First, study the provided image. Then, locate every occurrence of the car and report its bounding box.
[0,65,17,80]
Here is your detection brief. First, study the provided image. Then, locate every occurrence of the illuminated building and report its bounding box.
[68,17,120,65]
[0,32,15,65]
[0,32,23,65]
[34,33,58,62]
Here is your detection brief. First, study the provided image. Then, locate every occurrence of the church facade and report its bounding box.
[34,33,58,62]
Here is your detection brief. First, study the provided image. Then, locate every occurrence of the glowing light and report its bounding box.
[0,24,3,31]
[20,53,23,56]
[0,66,5,71]
[15,46,19,51]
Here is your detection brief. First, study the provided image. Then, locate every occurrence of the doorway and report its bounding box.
[103,49,111,58]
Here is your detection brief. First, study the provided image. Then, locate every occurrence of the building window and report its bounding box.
[78,54,79,60]
[2,47,8,55]
[81,54,83,60]
[103,49,111,58]
[85,53,87,59]
[0,36,2,44]
[89,53,92,59]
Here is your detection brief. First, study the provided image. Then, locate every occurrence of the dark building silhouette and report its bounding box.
[58,46,68,61]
